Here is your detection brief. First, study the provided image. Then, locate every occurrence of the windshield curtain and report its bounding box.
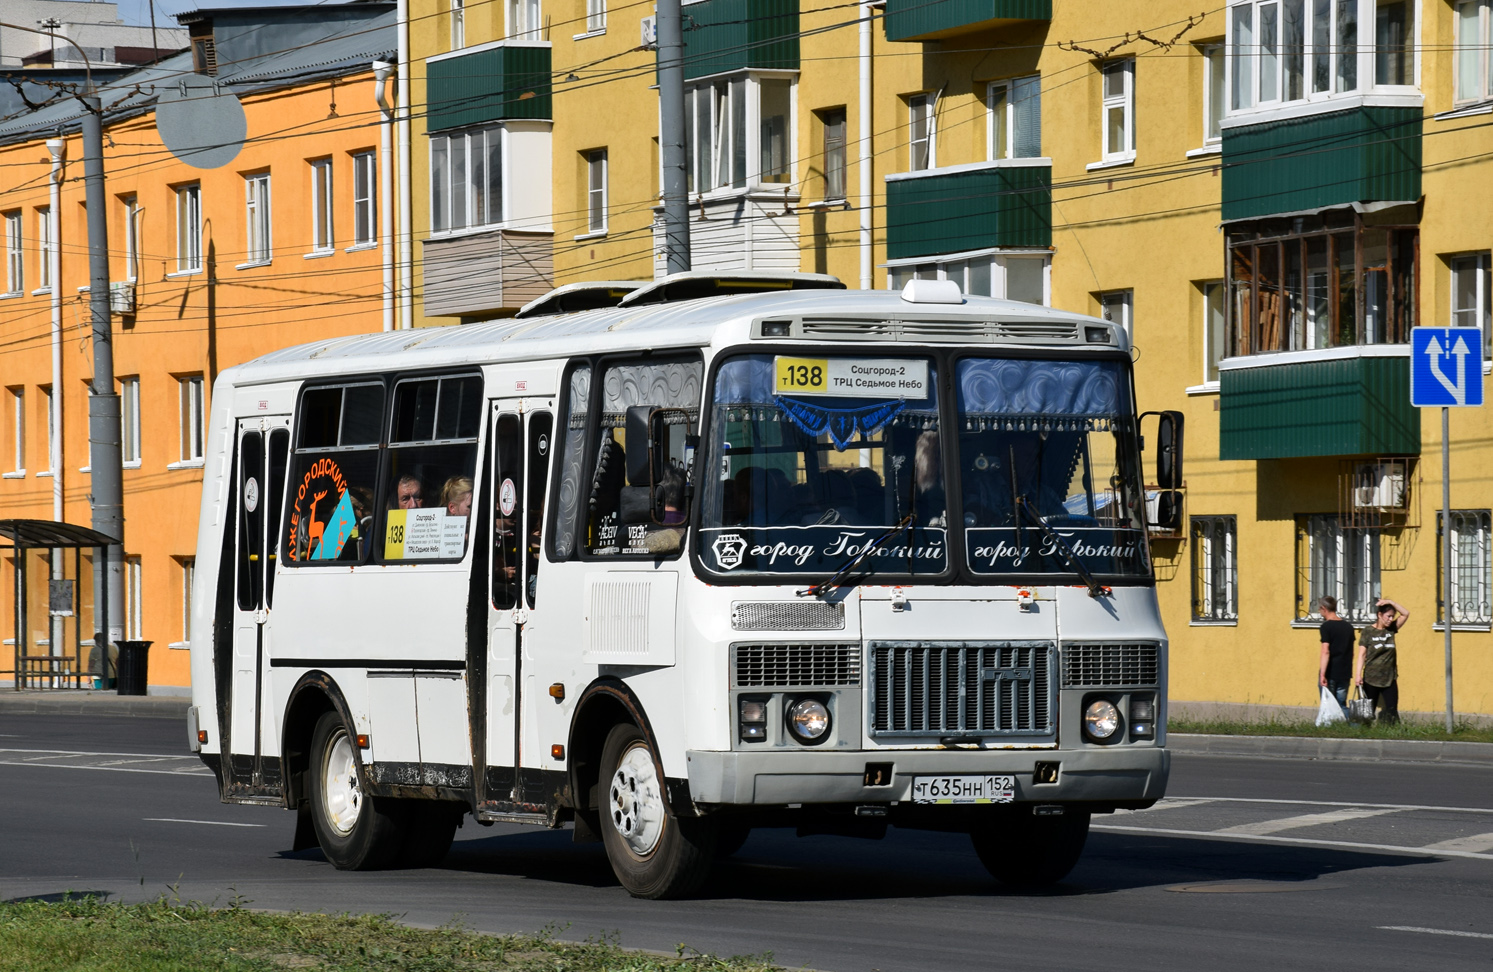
[956,357,1149,578]
[698,354,947,576]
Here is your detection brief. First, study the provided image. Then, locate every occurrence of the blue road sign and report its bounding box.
[1411,327,1484,408]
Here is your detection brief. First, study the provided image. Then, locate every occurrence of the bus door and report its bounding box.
[229,417,290,791]
[478,402,553,814]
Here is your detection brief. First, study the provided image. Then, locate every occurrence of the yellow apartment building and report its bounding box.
[0,3,397,692]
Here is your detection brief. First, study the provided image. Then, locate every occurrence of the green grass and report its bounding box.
[1168,717,1493,744]
[0,897,783,972]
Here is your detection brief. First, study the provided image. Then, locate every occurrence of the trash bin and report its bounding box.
[116,640,152,696]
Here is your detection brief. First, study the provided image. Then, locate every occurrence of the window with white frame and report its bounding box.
[821,108,846,200]
[352,151,376,246]
[987,75,1041,159]
[1192,515,1238,622]
[179,557,195,644]
[4,211,22,294]
[888,252,1049,303]
[36,208,50,290]
[1297,513,1380,622]
[508,0,540,38]
[175,184,201,272]
[909,93,934,171]
[1451,252,1492,361]
[587,148,608,233]
[1457,0,1493,103]
[686,78,746,192]
[451,0,466,48]
[125,555,143,641]
[759,78,792,184]
[244,173,271,264]
[178,375,204,463]
[1100,290,1133,338]
[586,0,605,33]
[1203,45,1224,144]
[1203,280,1227,382]
[1102,60,1135,161]
[1440,510,1492,626]
[431,126,503,233]
[40,385,53,475]
[8,386,24,472]
[310,159,333,252]
[122,195,139,281]
[1228,0,1415,114]
[120,376,141,465]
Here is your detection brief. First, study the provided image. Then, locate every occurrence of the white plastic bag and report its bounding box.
[1315,686,1346,726]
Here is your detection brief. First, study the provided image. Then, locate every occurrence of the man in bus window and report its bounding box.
[394,474,424,509]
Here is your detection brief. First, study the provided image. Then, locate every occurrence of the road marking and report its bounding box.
[1216,807,1399,836]
[1090,823,1493,861]
[1171,795,1493,816]
[1114,798,1217,815]
[142,818,266,828]
[1421,832,1493,854]
[1378,926,1493,940]
[0,747,187,759]
[0,760,212,777]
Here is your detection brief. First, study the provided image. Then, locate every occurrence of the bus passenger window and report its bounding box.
[550,364,592,561]
[381,375,483,563]
[491,413,522,609]
[285,382,384,565]
[585,359,702,557]
[237,431,264,610]
[525,412,552,607]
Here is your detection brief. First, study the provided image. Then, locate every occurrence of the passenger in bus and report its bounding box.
[849,466,884,524]
[914,430,946,528]
[348,486,375,559]
[440,476,473,519]
[394,473,424,509]
[659,465,688,525]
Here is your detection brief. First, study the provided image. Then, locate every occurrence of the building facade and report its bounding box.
[0,4,396,691]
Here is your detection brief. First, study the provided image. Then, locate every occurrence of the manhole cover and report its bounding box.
[1165,881,1337,894]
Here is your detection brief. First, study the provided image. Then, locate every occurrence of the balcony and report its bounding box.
[1221,105,1421,222]
[682,0,798,80]
[426,41,552,131]
[883,0,1049,43]
[885,160,1050,261]
[1218,348,1419,460]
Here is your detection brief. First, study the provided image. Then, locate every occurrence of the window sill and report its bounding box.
[345,242,378,253]
[1086,155,1135,172]
[1185,381,1220,396]
[885,158,1051,184]
[572,28,605,39]
[802,198,850,210]
[78,465,89,473]
[1221,92,1424,130]
[2,471,25,479]
[168,641,191,650]
[1184,143,1221,158]
[303,250,335,260]
[235,260,272,270]
[1436,99,1493,121]
[31,287,53,296]
[573,229,608,241]
[1189,619,1238,626]
[123,460,142,469]
[1218,344,1410,372]
[166,269,201,278]
[35,470,52,478]
[166,459,205,470]
[0,291,23,299]
[1432,622,1492,632]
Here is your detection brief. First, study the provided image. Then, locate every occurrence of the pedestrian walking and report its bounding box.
[1355,597,1409,725]
[1317,596,1356,708]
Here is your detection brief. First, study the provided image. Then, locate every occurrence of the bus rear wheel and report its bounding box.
[309,711,408,870]
[970,808,1090,888]
[598,723,715,899]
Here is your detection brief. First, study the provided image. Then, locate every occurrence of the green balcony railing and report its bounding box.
[426,42,552,131]
[885,161,1050,261]
[681,0,798,80]
[883,0,1049,43]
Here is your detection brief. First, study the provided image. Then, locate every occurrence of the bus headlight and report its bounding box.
[786,698,830,743]
[1084,699,1120,741]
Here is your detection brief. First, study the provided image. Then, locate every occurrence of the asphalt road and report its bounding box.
[2,712,1490,972]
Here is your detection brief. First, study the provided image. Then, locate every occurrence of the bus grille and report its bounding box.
[1062,643,1160,687]
[869,642,1055,737]
[731,601,845,631]
[733,644,861,688]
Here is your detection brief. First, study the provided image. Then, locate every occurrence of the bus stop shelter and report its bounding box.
[1,519,116,690]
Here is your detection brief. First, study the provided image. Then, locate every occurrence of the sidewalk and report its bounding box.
[0,689,190,719]
[1168,732,1493,766]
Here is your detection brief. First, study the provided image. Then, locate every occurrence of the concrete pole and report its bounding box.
[858,2,873,290]
[374,61,395,333]
[656,0,691,274]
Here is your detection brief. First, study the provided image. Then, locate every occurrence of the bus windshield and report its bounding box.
[697,352,1148,581]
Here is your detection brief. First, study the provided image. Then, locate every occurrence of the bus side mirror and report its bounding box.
[625,405,653,486]
[1156,410,1184,489]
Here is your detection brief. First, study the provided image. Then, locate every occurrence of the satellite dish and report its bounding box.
[156,75,246,169]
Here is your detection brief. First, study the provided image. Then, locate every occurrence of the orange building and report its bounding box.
[0,3,397,692]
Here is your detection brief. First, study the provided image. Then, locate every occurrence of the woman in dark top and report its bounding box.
[1316,595,1356,708]
[1355,597,1409,725]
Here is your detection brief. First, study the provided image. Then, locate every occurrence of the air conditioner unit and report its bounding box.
[640,15,657,48]
[109,280,134,315]
[1352,461,1407,509]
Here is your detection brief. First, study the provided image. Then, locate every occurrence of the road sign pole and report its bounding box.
[1442,406,1453,732]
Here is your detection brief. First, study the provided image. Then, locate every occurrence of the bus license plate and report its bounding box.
[911,775,1016,804]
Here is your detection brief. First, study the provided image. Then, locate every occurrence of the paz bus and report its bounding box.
[189,272,1175,898]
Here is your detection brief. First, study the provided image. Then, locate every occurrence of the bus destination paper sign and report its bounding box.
[775,357,929,398]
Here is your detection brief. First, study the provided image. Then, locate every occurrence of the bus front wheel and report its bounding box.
[598,723,715,899]
[970,808,1090,888]
[309,711,408,870]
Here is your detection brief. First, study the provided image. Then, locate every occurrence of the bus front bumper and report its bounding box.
[684,745,1169,807]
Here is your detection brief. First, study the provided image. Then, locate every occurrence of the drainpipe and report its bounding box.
[858,2,873,290]
[374,61,395,333]
[46,138,63,522]
[396,0,413,329]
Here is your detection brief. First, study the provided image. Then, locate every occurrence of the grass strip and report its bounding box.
[0,897,784,972]
[1169,718,1493,744]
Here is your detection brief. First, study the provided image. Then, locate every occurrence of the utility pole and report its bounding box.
[656,0,691,274]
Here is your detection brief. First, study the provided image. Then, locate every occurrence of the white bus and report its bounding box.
[189,274,1176,899]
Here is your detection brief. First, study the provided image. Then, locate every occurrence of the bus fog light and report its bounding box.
[1084,700,1120,741]
[739,698,768,742]
[787,698,830,743]
[1130,698,1154,722]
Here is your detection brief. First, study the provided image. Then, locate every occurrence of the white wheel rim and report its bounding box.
[608,741,665,858]
[322,730,362,837]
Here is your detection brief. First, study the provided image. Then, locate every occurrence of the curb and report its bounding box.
[1168,732,1493,766]
[0,692,189,720]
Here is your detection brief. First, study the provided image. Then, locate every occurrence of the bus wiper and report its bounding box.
[797,513,916,599]
[1014,495,1110,599]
